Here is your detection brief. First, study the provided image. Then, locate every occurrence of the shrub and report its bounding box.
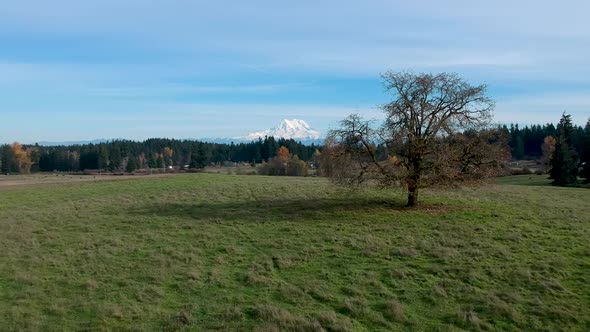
[258,148,308,177]
[286,156,307,176]
[510,167,532,175]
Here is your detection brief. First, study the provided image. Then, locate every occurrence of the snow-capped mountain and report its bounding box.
[36,120,324,147]
[239,119,322,141]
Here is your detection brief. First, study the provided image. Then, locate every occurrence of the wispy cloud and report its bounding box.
[87,84,304,98]
[0,1,589,141]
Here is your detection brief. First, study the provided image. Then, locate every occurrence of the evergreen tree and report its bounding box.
[1,145,17,173]
[514,136,525,159]
[126,157,138,173]
[146,153,157,168]
[254,148,262,164]
[80,150,100,170]
[582,119,590,182]
[190,144,207,169]
[108,146,122,171]
[29,145,41,172]
[549,114,579,186]
[158,154,165,168]
[98,146,109,170]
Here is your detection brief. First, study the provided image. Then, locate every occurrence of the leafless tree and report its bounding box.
[323,72,508,207]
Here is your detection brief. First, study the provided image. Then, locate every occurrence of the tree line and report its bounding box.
[502,122,587,160]
[0,137,319,174]
[2,120,588,178]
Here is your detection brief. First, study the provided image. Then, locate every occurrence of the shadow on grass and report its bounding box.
[497,175,590,188]
[496,175,552,187]
[125,197,428,223]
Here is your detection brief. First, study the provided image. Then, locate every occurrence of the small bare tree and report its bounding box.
[324,71,508,207]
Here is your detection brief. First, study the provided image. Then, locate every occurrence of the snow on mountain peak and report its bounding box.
[240,119,322,141]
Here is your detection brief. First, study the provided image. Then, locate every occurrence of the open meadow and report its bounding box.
[1,174,589,331]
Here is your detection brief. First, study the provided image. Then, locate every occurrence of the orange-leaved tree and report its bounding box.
[277,146,290,163]
[541,136,557,173]
[11,142,34,174]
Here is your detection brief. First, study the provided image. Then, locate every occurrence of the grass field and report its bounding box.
[1,174,589,331]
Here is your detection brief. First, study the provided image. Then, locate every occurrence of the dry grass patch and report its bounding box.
[454,309,491,330]
[304,284,333,303]
[223,305,245,321]
[163,307,193,331]
[341,297,369,318]
[244,262,274,287]
[430,246,459,261]
[483,294,524,324]
[383,299,406,322]
[432,284,448,298]
[393,247,418,258]
[253,304,322,332]
[276,284,308,305]
[316,310,353,332]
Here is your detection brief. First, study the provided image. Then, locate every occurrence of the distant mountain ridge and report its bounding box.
[36,139,115,146]
[35,119,324,146]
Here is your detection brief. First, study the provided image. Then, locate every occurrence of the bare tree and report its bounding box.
[324,72,508,207]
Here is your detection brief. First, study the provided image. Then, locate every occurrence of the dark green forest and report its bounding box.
[501,123,587,159]
[1,120,589,176]
[0,137,319,173]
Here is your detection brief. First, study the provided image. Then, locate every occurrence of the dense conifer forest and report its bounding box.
[1,120,589,176]
[1,137,319,173]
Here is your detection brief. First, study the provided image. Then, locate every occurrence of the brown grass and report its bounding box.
[342,297,368,317]
[253,304,322,332]
[393,247,418,258]
[383,299,406,322]
[316,310,354,332]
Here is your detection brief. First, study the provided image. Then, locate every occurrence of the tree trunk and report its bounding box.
[407,183,418,207]
[406,155,422,207]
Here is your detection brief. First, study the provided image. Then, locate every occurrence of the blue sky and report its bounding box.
[1,1,589,143]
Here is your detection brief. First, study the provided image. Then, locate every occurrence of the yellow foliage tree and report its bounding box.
[541,136,557,172]
[277,146,290,163]
[11,142,33,174]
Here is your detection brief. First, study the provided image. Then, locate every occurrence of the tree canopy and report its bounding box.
[549,114,579,186]
[323,72,509,207]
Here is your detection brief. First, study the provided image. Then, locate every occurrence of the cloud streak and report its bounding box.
[0,0,588,141]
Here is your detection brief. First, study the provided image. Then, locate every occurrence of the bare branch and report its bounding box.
[323,71,506,207]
